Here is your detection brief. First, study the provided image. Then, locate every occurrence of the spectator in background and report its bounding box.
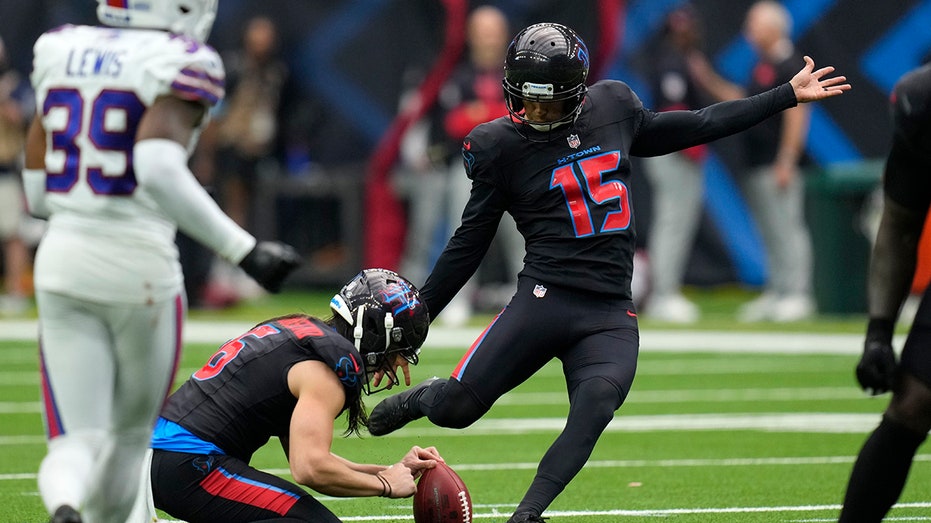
[398,5,523,326]
[690,0,816,322]
[839,63,931,523]
[204,15,287,231]
[638,5,712,324]
[193,15,291,305]
[0,34,33,316]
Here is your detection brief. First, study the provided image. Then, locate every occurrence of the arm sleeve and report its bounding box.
[420,179,506,317]
[630,83,797,157]
[133,138,256,263]
[21,168,49,219]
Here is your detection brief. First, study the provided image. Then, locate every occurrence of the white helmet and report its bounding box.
[96,0,219,42]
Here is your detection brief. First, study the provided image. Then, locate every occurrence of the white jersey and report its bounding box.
[31,25,225,304]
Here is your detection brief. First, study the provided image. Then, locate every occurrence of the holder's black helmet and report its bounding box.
[330,268,429,394]
[503,23,590,133]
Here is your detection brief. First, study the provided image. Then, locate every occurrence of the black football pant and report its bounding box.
[151,450,339,523]
[419,276,639,515]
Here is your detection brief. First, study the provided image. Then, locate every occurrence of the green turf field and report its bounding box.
[1,290,928,522]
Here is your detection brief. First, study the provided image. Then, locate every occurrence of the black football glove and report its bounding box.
[856,340,897,395]
[239,241,302,293]
[856,317,898,396]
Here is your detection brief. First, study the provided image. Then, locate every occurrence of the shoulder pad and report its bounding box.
[144,34,225,107]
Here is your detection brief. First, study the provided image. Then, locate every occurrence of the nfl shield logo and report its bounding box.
[533,284,547,298]
[567,134,581,149]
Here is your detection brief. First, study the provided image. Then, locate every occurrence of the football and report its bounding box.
[413,462,473,523]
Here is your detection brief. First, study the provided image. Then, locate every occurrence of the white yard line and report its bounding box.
[5,456,929,521]
[369,412,887,436]
[0,412,888,446]
[149,502,931,522]
[0,320,897,354]
[6,453,930,481]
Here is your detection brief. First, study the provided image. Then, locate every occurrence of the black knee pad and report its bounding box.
[425,379,489,429]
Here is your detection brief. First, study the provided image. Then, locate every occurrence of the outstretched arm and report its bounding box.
[632,56,849,157]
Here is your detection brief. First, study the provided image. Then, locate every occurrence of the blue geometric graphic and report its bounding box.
[806,106,861,164]
[292,0,395,145]
[861,0,931,94]
[703,154,767,286]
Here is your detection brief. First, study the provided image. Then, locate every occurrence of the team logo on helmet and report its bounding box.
[575,39,590,69]
[380,281,421,317]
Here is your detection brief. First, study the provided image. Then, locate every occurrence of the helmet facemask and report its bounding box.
[503,81,588,138]
[343,298,420,395]
[502,22,590,142]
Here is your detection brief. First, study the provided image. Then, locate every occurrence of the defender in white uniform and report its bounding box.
[23,2,301,522]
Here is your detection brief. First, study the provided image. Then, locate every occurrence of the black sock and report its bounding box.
[839,415,927,522]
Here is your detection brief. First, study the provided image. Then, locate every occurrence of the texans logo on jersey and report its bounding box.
[192,456,214,476]
[334,355,362,387]
[462,140,475,176]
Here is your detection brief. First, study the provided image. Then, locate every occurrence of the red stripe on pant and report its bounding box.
[200,467,299,515]
[39,343,64,439]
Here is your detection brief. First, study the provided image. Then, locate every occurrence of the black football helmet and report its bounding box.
[503,22,590,139]
[330,268,430,394]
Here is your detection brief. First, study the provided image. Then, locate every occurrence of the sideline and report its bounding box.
[0,319,878,354]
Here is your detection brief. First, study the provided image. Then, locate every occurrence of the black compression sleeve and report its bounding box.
[630,83,797,157]
[419,181,505,318]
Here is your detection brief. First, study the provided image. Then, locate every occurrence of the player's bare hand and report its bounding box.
[790,56,851,103]
[371,353,412,389]
[401,446,443,479]
[377,464,417,498]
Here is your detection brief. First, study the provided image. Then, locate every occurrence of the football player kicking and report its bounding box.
[24,1,301,522]
[137,269,441,523]
[367,22,850,523]
[839,63,931,522]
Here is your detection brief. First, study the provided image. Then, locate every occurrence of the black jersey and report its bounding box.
[885,63,931,212]
[160,316,363,463]
[421,79,797,315]
[891,63,931,160]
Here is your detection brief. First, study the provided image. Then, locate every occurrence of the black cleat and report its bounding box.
[368,377,440,436]
[50,505,82,523]
[506,513,547,523]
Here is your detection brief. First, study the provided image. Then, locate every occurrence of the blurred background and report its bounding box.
[1,0,928,318]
